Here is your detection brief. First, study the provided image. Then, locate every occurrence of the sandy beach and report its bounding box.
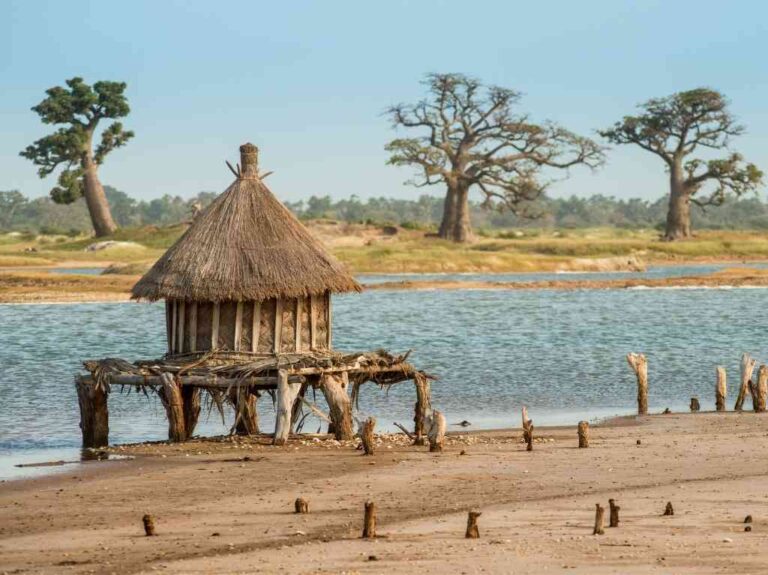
[2,412,768,574]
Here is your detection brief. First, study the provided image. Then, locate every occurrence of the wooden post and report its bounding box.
[735,353,757,411]
[159,373,186,442]
[274,299,283,353]
[426,409,446,452]
[413,374,431,446]
[177,300,185,353]
[689,397,700,412]
[663,501,674,516]
[522,406,534,451]
[189,302,197,353]
[593,503,605,535]
[609,499,620,527]
[273,369,301,446]
[75,376,109,448]
[361,416,376,455]
[626,353,648,415]
[230,387,259,435]
[362,501,376,538]
[211,302,220,349]
[182,386,201,438]
[578,421,589,448]
[321,372,353,440]
[142,514,156,536]
[465,511,481,539]
[234,301,243,352]
[715,366,727,411]
[752,365,768,412]
[251,301,261,353]
[294,498,309,514]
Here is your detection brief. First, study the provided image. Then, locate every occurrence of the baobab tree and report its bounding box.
[21,77,134,237]
[385,73,603,242]
[600,88,763,240]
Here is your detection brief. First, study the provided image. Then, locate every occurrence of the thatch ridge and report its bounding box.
[132,159,362,302]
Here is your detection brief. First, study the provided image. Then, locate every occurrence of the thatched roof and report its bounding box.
[132,143,362,302]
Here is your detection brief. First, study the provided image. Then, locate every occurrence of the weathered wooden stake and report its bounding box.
[182,386,201,438]
[159,373,186,442]
[361,416,376,455]
[321,372,353,440]
[142,514,156,536]
[274,369,301,446]
[593,503,605,535]
[626,353,648,415]
[426,409,446,453]
[753,365,768,412]
[735,353,757,411]
[75,376,109,448]
[413,374,432,446]
[663,501,674,516]
[578,421,589,448]
[230,387,259,435]
[715,366,727,412]
[609,498,620,527]
[689,397,700,412]
[522,407,534,451]
[294,497,309,514]
[362,501,376,538]
[465,511,481,539]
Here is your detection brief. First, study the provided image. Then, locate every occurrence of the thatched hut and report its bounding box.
[77,143,434,449]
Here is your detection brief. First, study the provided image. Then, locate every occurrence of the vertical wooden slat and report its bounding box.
[170,300,177,354]
[295,298,302,351]
[165,301,173,353]
[251,301,261,353]
[234,301,244,352]
[327,293,332,350]
[309,295,317,350]
[177,301,186,354]
[274,299,283,353]
[211,303,220,349]
[189,302,198,353]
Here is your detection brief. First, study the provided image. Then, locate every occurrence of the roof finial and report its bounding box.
[239,143,259,179]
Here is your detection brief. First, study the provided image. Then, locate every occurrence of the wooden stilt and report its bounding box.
[593,503,605,535]
[753,365,768,412]
[294,498,309,514]
[159,373,186,442]
[609,499,620,527]
[229,387,259,435]
[689,397,700,412]
[321,372,353,440]
[182,386,201,438]
[413,374,431,446]
[522,406,534,451]
[290,385,307,433]
[426,409,446,452]
[715,366,727,412]
[465,511,481,539]
[75,376,109,448]
[274,369,301,445]
[361,417,376,455]
[362,501,376,538]
[142,514,156,536]
[735,353,757,411]
[578,421,589,448]
[626,353,648,415]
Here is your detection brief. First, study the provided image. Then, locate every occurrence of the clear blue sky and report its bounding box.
[1,0,766,203]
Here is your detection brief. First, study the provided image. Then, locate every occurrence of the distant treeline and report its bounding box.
[2,187,768,235]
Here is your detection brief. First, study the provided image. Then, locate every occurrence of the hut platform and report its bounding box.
[76,349,435,448]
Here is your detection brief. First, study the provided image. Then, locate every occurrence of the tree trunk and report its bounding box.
[81,156,117,237]
[438,185,458,239]
[451,183,474,242]
[664,163,691,241]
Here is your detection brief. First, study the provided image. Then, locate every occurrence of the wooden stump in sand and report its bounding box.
[142,514,156,536]
[321,372,354,441]
[609,499,620,528]
[522,407,534,451]
[75,376,109,448]
[362,501,376,538]
[735,353,757,411]
[426,409,446,453]
[413,374,432,446]
[159,373,186,442]
[465,511,481,539]
[578,421,589,448]
[752,365,768,413]
[361,417,376,455]
[663,501,674,516]
[626,353,648,415]
[294,498,309,514]
[689,397,700,412]
[593,503,605,535]
[715,366,727,412]
[274,370,301,446]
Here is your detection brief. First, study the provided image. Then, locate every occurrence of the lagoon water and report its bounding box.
[1,274,766,479]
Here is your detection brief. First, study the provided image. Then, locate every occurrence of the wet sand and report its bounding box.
[2,412,768,574]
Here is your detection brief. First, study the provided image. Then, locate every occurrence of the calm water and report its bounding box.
[1,282,766,479]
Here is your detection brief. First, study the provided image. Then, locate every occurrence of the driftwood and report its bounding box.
[75,377,109,448]
[426,409,446,452]
[752,365,768,412]
[593,503,605,535]
[715,367,727,412]
[578,421,589,448]
[735,353,757,411]
[393,422,415,440]
[626,353,648,415]
[274,370,301,446]
[159,373,186,442]
[609,499,620,527]
[362,501,376,538]
[321,372,353,440]
[689,397,700,412]
[663,501,674,516]
[294,498,309,514]
[142,514,156,536]
[413,375,432,446]
[361,417,376,456]
[465,511,481,539]
[522,407,534,451]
